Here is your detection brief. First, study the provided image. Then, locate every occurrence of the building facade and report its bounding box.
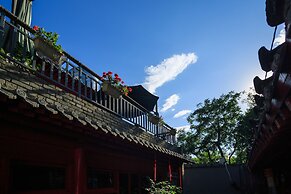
[0,6,188,194]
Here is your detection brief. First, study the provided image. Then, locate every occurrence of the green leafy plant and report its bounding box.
[101,71,132,96]
[11,42,42,70]
[0,48,6,59]
[145,177,182,194]
[13,42,32,64]
[148,113,164,125]
[33,25,62,53]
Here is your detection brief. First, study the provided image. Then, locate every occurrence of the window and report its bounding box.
[11,162,66,191]
[87,168,114,189]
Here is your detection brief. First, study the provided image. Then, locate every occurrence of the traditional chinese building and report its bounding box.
[249,0,291,193]
[0,5,189,194]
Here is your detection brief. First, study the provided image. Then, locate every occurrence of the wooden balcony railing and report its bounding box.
[0,6,176,144]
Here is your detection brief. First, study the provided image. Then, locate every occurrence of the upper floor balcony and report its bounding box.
[0,6,177,145]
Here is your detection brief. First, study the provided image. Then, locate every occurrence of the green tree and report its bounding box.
[233,90,255,164]
[177,90,254,164]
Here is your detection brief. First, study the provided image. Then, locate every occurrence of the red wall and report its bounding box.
[0,122,182,194]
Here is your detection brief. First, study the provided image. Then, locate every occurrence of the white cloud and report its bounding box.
[173,110,192,118]
[175,125,191,132]
[171,108,175,112]
[160,94,180,112]
[274,29,285,47]
[143,52,198,93]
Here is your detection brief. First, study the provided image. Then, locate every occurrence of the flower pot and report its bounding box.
[102,81,122,98]
[148,114,161,124]
[169,129,176,136]
[33,37,66,65]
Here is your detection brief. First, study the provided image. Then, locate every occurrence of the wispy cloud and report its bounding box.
[175,125,191,132]
[173,110,192,118]
[274,29,285,47]
[143,53,198,93]
[161,94,180,112]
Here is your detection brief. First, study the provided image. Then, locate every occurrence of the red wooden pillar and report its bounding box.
[179,166,183,188]
[116,173,120,194]
[128,174,131,194]
[168,160,172,182]
[153,159,157,182]
[138,174,142,194]
[75,148,85,194]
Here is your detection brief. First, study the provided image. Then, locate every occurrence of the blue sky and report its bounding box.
[2,0,285,129]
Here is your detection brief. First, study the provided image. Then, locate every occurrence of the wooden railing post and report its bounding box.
[0,11,5,48]
[153,158,157,182]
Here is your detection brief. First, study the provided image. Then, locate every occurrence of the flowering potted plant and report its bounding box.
[148,113,162,124]
[169,128,176,136]
[32,25,66,64]
[101,71,132,98]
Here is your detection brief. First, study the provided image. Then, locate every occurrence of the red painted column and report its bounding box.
[179,166,182,188]
[153,159,157,182]
[75,148,85,194]
[128,174,131,194]
[168,160,172,182]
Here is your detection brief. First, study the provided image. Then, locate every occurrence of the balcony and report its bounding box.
[0,6,176,145]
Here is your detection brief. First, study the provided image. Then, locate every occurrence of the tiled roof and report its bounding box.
[249,40,291,168]
[0,57,191,162]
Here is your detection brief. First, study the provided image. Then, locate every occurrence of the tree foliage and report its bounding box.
[177,90,255,164]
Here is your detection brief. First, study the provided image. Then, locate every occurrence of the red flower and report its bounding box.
[33,25,39,31]
[100,70,130,96]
